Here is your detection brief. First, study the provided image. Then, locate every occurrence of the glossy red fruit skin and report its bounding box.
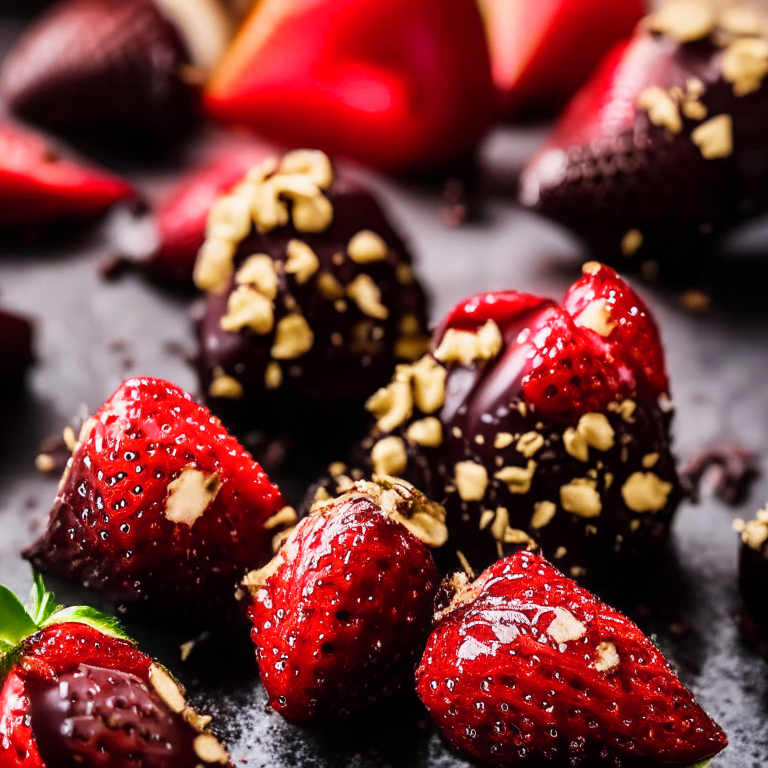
[24,377,284,620]
[480,0,644,117]
[416,552,728,767]
[0,121,133,228]
[0,0,197,150]
[247,492,440,723]
[520,26,768,267]
[205,0,495,171]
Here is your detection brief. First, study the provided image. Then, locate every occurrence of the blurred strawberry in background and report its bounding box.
[205,0,496,172]
[479,0,646,118]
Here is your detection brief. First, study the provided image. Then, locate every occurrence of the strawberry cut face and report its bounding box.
[416,552,728,767]
[24,377,285,619]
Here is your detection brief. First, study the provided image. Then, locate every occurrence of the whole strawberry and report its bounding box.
[24,377,286,621]
[0,576,230,768]
[416,551,728,767]
[242,476,446,723]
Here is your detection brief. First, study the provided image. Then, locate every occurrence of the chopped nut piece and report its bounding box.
[560,479,601,518]
[279,149,334,189]
[235,254,278,299]
[563,427,589,462]
[621,472,673,512]
[582,261,601,275]
[516,431,544,458]
[479,509,495,530]
[608,399,636,423]
[194,237,235,293]
[682,98,708,120]
[434,320,502,366]
[366,374,413,432]
[722,37,768,97]
[490,506,509,542]
[691,114,733,159]
[252,179,289,233]
[646,0,717,42]
[206,193,252,242]
[264,506,298,530]
[575,299,616,337]
[720,5,767,37]
[454,461,489,501]
[193,733,230,765]
[346,274,389,319]
[578,413,615,451]
[638,86,683,134]
[208,371,243,399]
[406,417,443,447]
[399,313,421,335]
[642,452,660,468]
[348,230,389,263]
[62,426,77,452]
[149,665,186,713]
[476,319,504,360]
[165,468,222,527]
[396,263,414,285]
[547,608,587,644]
[371,437,408,476]
[594,641,620,672]
[272,172,320,199]
[494,460,537,494]
[531,500,557,529]
[316,271,345,300]
[742,519,768,550]
[411,355,447,414]
[621,229,643,256]
[284,239,320,285]
[395,334,431,361]
[221,286,274,335]
[494,432,514,449]
[35,454,55,473]
[292,192,333,233]
[271,314,314,359]
[264,361,283,390]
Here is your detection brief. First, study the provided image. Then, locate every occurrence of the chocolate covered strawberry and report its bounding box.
[416,551,727,767]
[737,503,768,625]
[479,0,644,117]
[0,120,133,229]
[24,376,286,621]
[0,576,231,768]
[205,0,495,171]
[193,149,430,434]
[520,1,768,269]
[241,476,445,723]
[328,263,680,578]
[0,0,199,151]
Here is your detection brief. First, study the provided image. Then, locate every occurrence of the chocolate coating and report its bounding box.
[195,175,429,433]
[28,664,202,768]
[0,308,33,388]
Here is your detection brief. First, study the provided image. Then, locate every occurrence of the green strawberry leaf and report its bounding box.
[27,572,59,626]
[43,605,129,641]
[691,761,711,768]
[0,585,38,646]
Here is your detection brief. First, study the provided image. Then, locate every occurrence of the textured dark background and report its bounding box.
[1,10,768,768]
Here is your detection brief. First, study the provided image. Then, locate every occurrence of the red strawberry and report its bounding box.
[24,376,286,621]
[0,577,231,768]
[205,0,495,172]
[345,262,678,577]
[479,0,644,117]
[520,4,768,268]
[0,309,34,387]
[0,0,198,151]
[241,476,445,723]
[0,120,133,228]
[416,551,728,767]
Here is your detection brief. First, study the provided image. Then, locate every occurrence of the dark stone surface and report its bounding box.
[1,16,767,768]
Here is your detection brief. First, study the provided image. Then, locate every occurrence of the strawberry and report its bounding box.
[0,309,34,388]
[0,120,133,228]
[340,262,679,578]
[416,551,728,767]
[520,2,768,268]
[0,0,198,152]
[205,0,495,172]
[479,0,644,117]
[241,476,446,723]
[0,576,231,768]
[24,376,286,621]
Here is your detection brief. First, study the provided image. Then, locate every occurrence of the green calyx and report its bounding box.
[0,573,129,681]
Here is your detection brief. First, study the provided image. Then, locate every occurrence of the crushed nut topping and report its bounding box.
[574,298,616,337]
[206,192,252,243]
[396,263,414,285]
[642,452,660,468]
[316,271,345,300]
[220,285,274,335]
[411,354,447,414]
[608,399,637,423]
[563,412,615,462]
[366,368,413,432]
[547,608,587,644]
[348,229,389,263]
[149,665,186,713]
[560,479,602,518]
[208,370,243,399]
[531,500,557,529]
[691,114,733,159]
[494,432,515,450]
[621,472,673,512]
[406,417,443,447]
[194,237,236,294]
[722,37,768,96]
[517,431,544,458]
[434,320,503,366]
[454,461,489,501]
[271,314,314,359]
[494,460,537,495]
[235,254,278,299]
[371,437,408,476]
[264,360,283,390]
[285,239,320,284]
[742,509,768,550]
[638,86,683,134]
[164,468,222,527]
[193,734,230,765]
[593,641,620,672]
[621,229,644,256]
[346,274,389,319]
[264,506,298,530]
[646,0,717,43]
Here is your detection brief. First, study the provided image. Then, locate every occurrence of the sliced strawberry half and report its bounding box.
[24,377,286,621]
[0,120,133,228]
[479,0,645,117]
[416,551,728,766]
[0,576,230,768]
[205,0,495,171]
